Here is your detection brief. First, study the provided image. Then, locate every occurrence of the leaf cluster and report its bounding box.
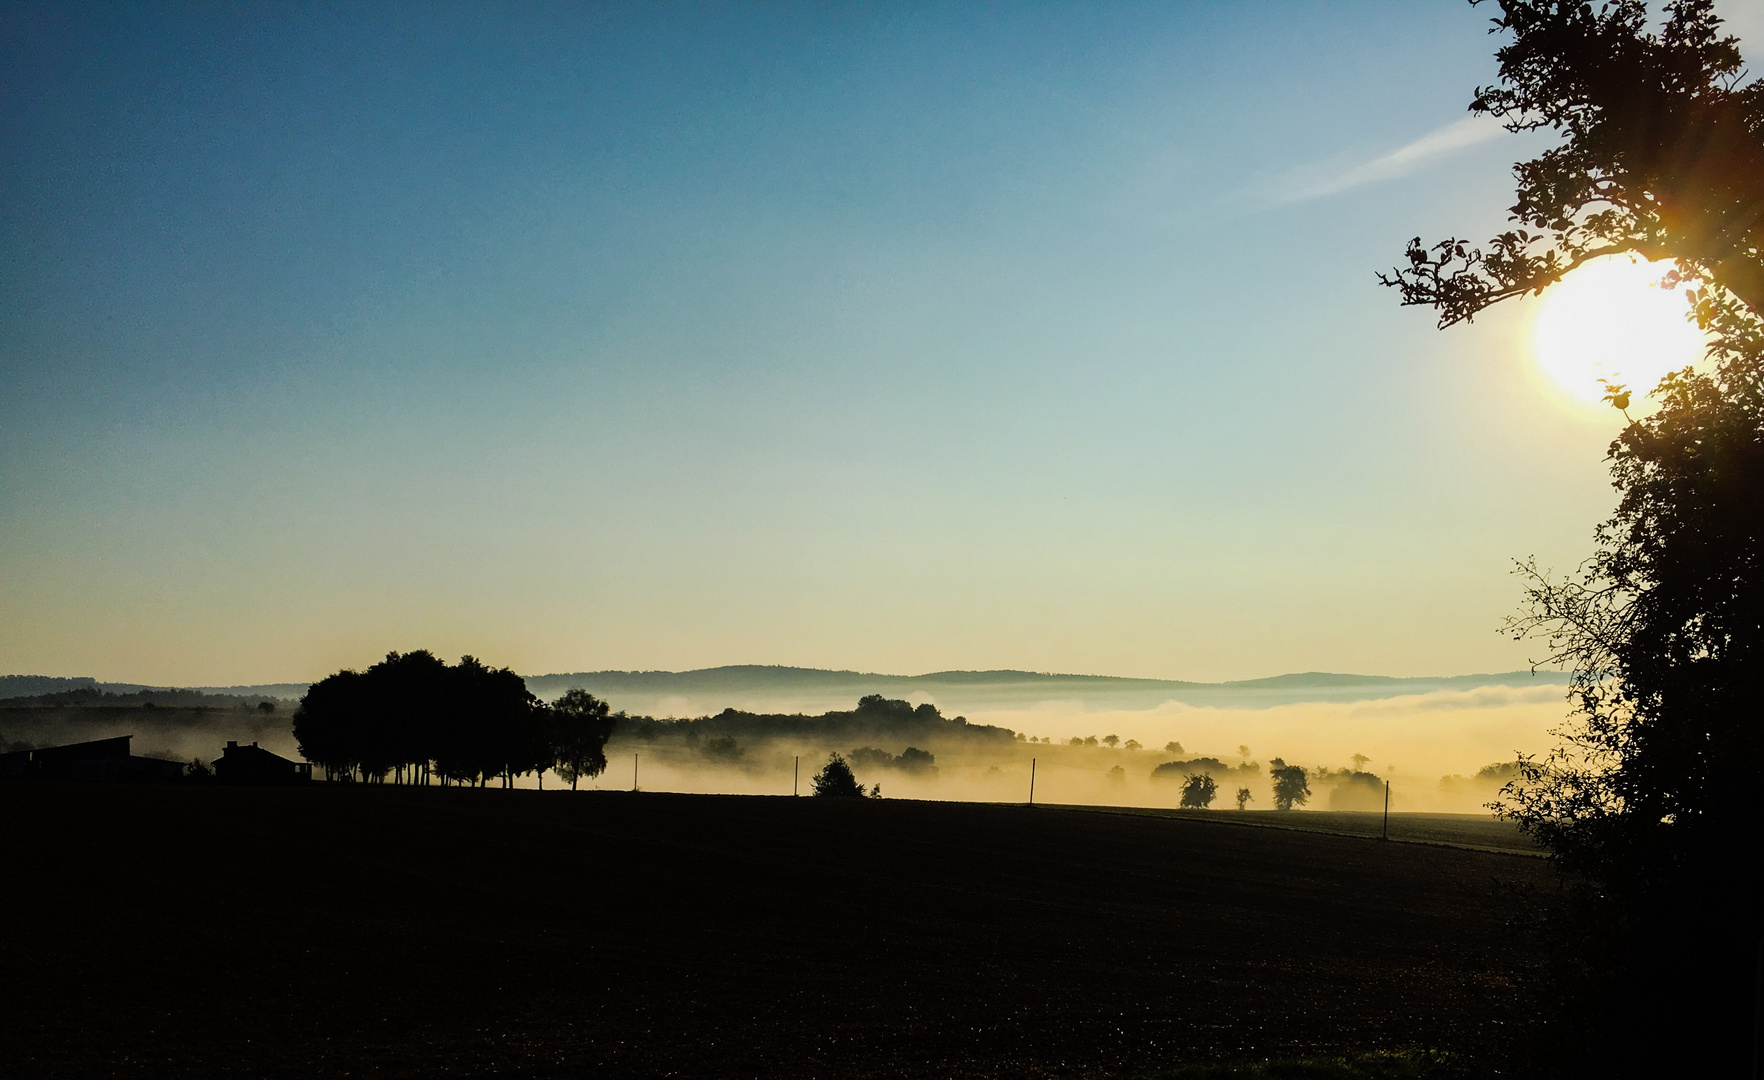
[1379,0,1764,326]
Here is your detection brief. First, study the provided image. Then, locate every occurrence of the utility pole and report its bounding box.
[1382,779,1390,840]
[794,755,799,796]
[1029,758,1036,806]
[633,753,639,792]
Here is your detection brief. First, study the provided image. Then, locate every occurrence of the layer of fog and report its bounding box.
[551,684,1565,815]
[1,683,1568,815]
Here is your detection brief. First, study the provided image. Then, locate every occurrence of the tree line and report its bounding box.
[293,651,617,788]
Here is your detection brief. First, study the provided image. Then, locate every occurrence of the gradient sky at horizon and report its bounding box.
[7,2,1762,686]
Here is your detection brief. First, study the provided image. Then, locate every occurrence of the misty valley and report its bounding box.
[0,665,1540,826]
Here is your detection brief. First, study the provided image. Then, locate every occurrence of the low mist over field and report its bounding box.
[2,665,1564,813]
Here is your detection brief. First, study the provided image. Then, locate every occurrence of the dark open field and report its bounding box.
[2,784,1551,1079]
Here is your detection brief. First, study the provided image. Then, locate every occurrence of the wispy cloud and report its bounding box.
[1264,113,1507,204]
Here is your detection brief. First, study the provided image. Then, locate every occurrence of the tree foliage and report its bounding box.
[810,752,867,797]
[1269,759,1310,812]
[293,652,616,788]
[1179,772,1218,809]
[553,688,617,790]
[1379,0,1764,327]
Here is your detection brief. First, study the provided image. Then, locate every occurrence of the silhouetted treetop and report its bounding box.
[810,752,867,798]
[1381,0,1764,326]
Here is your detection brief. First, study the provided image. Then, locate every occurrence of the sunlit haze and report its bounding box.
[1533,256,1706,405]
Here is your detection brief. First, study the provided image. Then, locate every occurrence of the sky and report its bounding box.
[6,2,1762,687]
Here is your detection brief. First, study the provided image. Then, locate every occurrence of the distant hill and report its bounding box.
[0,675,99,700]
[0,687,297,710]
[2,665,1570,716]
[524,665,1571,716]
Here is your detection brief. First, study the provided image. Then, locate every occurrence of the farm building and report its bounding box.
[213,741,312,784]
[0,735,185,781]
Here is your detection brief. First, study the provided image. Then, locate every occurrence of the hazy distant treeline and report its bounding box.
[0,687,295,711]
[622,694,1017,746]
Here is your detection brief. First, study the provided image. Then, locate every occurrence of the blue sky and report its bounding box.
[5,2,1746,685]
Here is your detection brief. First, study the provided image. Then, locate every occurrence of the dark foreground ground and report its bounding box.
[2,784,1551,1079]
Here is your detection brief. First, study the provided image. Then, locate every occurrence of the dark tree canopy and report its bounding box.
[293,653,613,789]
[1179,773,1217,809]
[1381,0,1764,329]
[810,752,866,798]
[1268,760,1310,812]
[552,689,617,790]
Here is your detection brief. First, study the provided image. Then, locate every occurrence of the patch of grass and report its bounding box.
[1151,1050,1466,1080]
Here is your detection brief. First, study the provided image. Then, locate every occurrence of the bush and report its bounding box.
[810,753,866,797]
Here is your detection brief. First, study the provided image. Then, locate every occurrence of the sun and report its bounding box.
[1532,255,1706,405]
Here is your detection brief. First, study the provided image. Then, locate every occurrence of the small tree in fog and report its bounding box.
[1165,741,1184,754]
[1269,758,1310,811]
[1180,773,1217,809]
[1124,739,1141,751]
[811,753,866,797]
[1235,787,1253,810]
[1351,753,1370,772]
[554,689,618,790]
[1103,734,1120,748]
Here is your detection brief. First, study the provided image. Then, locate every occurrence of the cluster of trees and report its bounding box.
[617,695,1013,747]
[848,745,937,775]
[293,651,617,788]
[1023,733,1143,749]
[1385,3,1764,1073]
[1164,758,1313,811]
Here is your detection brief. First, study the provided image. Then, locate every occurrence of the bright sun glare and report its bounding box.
[1533,255,1706,405]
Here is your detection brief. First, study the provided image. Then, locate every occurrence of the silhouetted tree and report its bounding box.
[256,700,276,715]
[1166,741,1185,754]
[1180,773,1217,809]
[1235,787,1253,811]
[811,753,866,797]
[552,689,616,790]
[1124,739,1141,751]
[1269,759,1309,811]
[1102,734,1120,748]
[1382,4,1764,1073]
